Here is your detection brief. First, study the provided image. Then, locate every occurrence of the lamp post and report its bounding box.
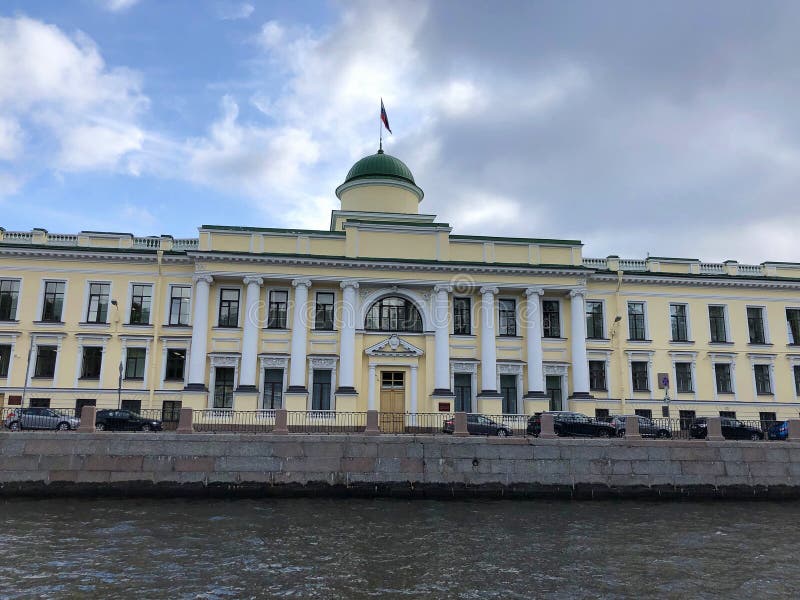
[118,361,123,410]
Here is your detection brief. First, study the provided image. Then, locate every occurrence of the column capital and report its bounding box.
[340,280,360,290]
[243,276,263,286]
[479,286,499,296]
[292,278,312,288]
[193,273,213,284]
[434,284,453,294]
[525,287,544,298]
[569,286,587,298]
[410,364,418,372]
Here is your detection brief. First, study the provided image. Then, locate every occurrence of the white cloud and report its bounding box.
[0,171,23,197]
[98,0,140,12]
[0,16,147,173]
[218,2,254,21]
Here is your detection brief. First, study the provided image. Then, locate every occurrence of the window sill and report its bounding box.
[627,339,652,343]
[542,337,566,342]
[632,389,651,393]
[163,324,191,328]
[709,341,733,345]
[757,393,775,397]
[264,327,290,332]
[33,321,64,326]
[124,377,145,381]
[213,326,242,331]
[124,323,153,328]
[497,335,522,340]
[31,376,55,380]
[587,337,610,342]
[451,334,475,339]
[717,391,735,395]
[163,378,185,383]
[78,322,110,327]
[0,319,19,324]
[312,329,337,333]
[78,377,100,381]
[589,388,608,392]
[748,343,773,348]
[669,340,695,345]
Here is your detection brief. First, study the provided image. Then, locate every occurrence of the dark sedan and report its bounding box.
[96,409,162,432]
[442,414,511,437]
[609,415,672,438]
[527,411,615,438]
[689,417,763,440]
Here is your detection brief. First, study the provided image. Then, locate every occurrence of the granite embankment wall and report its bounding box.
[2,432,800,499]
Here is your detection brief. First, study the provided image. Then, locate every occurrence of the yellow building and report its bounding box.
[1,148,799,425]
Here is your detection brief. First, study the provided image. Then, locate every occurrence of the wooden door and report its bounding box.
[379,371,405,432]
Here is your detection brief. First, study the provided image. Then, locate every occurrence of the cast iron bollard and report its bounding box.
[77,405,96,433]
[624,415,641,439]
[788,419,800,442]
[453,412,469,437]
[539,413,557,439]
[706,416,724,441]
[176,407,194,434]
[364,410,380,435]
[273,408,288,434]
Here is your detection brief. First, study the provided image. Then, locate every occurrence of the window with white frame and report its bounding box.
[314,292,335,330]
[453,297,471,335]
[169,286,191,325]
[86,282,110,323]
[80,347,103,379]
[0,280,20,321]
[631,361,649,391]
[795,365,800,396]
[708,305,727,343]
[754,364,772,394]
[787,308,800,345]
[0,344,10,377]
[213,367,235,409]
[125,348,147,379]
[263,368,284,409]
[311,369,332,410]
[627,302,646,341]
[586,301,604,339]
[747,307,767,344]
[542,300,560,338]
[589,360,607,391]
[41,281,65,322]
[670,304,689,342]
[34,345,57,378]
[498,299,516,336]
[500,374,517,414]
[675,362,693,393]
[218,288,240,327]
[165,349,186,381]
[715,363,733,394]
[130,284,152,325]
[267,290,289,329]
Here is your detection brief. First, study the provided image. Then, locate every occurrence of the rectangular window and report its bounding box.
[75,398,96,417]
[125,348,146,379]
[500,374,517,414]
[715,363,733,394]
[169,286,191,325]
[162,400,182,423]
[787,309,800,345]
[454,373,472,412]
[314,292,335,330]
[34,345,57,378]
[662,406,670,418]
[635,409,653,419]
[795,365,800,396]
[747,307,766,344]
[760,411,777,427]
[86,282,110,323]
[80,346,102,379]
[121,399,142,413]
[29,398,50,408]
[41,281,65,322]
[0,280,20,321]
[218,288,240,327]
[263,368,283,410]
[719,411,736,419]
[498,299,516,336]
[129,284,152,325]
[165,349,186,381]
[631,361,649,392]
[670,304,689,342]
[213,367,235,409]
[595,408,610,420]
[675,362,693,393]
[627,302,646,341]
[679,410,696,431]
[311,369,332,411]
[0,344,10,377]
[585,301,604,339]
[589,360,607,391]
[542,300,560,338]
[268,290,288,329]
[708,305,727,343]
[754,364,772,394]
[453,297,471,335]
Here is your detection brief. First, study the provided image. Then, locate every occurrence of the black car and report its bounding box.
[527,411,615,438]
[609,415,672,438]
[95,409,162,432]
[689,417,764,440]
[442,414,511,436]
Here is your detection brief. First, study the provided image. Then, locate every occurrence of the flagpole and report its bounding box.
[378,101,383,152]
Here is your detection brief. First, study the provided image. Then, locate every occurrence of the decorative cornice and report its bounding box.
[0,246,191,263]
[590,272,800,291]
[365,334,424,357]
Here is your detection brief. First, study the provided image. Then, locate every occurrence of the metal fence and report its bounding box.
[194,410,277,434]
[379,412,454,434]
[286,411,366,434]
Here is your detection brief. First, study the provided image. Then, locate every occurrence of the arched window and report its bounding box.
[365,296,423,332]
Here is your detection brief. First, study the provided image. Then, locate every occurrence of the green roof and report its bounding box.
[344,150,416,185]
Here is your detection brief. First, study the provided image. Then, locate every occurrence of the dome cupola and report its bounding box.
[336,149,424,214]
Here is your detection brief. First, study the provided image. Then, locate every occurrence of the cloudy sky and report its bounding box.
[1,0,798,263]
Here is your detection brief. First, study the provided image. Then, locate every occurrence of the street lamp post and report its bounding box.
[118,361,123,410]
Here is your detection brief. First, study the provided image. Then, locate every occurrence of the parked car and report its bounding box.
[609,415,672,438]
[95,409,162,432]
[767,421,788,441]
[527,411,615,438]
[689,417,764,440]
[4,407,80,431]
[442,414,512,436]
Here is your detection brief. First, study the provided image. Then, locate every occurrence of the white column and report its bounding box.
[524,287,546,397]
[288,278,311,391]
[433,284,453,395]
[479,286,500,395]
[368,363,377,410]
[569,287,591,400]
[410,364,418,414]
[186,274,213,389]
[338,280,359,392]
[237,276,263,391]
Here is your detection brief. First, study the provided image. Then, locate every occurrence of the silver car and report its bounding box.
[4,407,80,431]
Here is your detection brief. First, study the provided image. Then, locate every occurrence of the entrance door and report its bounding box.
[379,371,405,433]
[454,373,472,412]
[500,375,518,414]
[546,375,562,411]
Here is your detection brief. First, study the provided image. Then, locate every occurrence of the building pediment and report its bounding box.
[365,335,423,357]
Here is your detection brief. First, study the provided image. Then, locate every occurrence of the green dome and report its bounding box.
[344,150,416,185]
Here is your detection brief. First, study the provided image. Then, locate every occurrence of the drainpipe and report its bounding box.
[613,270,626,414]
[147,250,164,409]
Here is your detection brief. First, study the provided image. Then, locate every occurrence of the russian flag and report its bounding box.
[380,98,392,134]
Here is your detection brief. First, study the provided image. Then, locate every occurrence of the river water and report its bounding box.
[0,498,797,599]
